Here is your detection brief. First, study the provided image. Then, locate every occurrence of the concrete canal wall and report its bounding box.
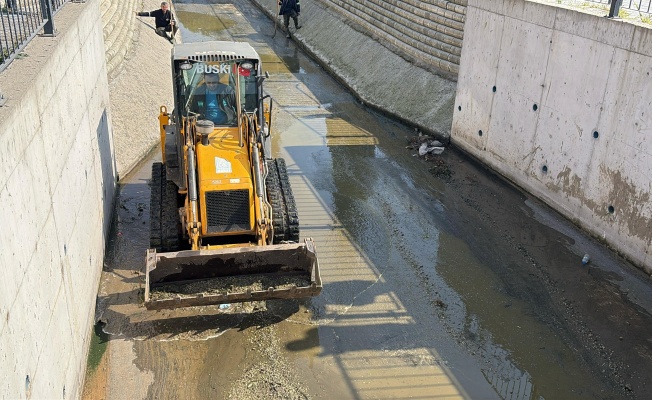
[0,0,116,398]
[453,0,652,273]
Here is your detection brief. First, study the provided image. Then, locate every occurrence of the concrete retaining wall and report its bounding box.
[452,0,652,273]
[0,0,116,398]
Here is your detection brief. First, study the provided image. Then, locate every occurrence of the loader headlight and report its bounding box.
[240,61,254,70]
[180,61,193,70]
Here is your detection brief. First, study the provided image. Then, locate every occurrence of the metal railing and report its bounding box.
[0,0,68,72]
[585,0,651,15]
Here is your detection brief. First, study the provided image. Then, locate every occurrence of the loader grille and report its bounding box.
[205,190,250,233]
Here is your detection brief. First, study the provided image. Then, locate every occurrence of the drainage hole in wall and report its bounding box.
[542,165,548,173]
[593,131,599,138]
[458,105,461,111]
[492,86,497,92]
[533,104,538,111]
[608,205,615,214]
[478,130,483,136]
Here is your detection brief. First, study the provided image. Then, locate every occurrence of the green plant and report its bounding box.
[583,2,609,11]
[641,14,652,24]
[0,49,9,64]
[85,321,109,375]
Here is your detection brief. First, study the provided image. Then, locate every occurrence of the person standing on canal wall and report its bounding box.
[279,0,301,38]
[136,1,178,43]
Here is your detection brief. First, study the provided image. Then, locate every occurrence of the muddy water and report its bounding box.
[88,1,652,399]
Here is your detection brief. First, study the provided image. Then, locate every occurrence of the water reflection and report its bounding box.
[175,11,235,41]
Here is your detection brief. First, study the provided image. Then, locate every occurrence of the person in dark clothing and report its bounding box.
[279,0,301,38]
[190,72,237,126]
[6,0,17,12]
[136,2,178,43]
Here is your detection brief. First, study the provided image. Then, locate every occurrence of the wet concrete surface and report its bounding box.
[86,1,652,399]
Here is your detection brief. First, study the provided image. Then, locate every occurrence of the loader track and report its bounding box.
[150,162,180,251]
[266,158,300,243]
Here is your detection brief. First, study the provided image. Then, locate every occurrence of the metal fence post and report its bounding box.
[608,0,623,18]
[40,0,57,36]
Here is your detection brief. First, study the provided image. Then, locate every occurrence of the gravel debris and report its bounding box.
[226,313,312,399]
[150,275,311,300]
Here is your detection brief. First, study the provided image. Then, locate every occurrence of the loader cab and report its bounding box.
[174,59,261,125]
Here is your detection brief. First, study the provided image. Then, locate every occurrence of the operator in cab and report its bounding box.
[191,72,237,126]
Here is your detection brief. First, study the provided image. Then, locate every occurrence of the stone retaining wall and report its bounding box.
[325,0,466,74]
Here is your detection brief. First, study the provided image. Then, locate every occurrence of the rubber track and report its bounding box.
[161,180,180,251]
[150,163,163,250]
[150,162,180,251]
[266,159,288,243]
[266,159,300,243]
[276,159,300,242]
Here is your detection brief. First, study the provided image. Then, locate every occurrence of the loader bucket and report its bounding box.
[144,239,322,310]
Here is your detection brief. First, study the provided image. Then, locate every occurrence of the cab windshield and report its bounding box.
[178,60,259,126]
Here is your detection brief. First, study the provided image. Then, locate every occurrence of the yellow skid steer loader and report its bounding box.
[144,41,321,310]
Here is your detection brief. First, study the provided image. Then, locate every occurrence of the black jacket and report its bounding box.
[279,0,300,15]
[137,9,175,28]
